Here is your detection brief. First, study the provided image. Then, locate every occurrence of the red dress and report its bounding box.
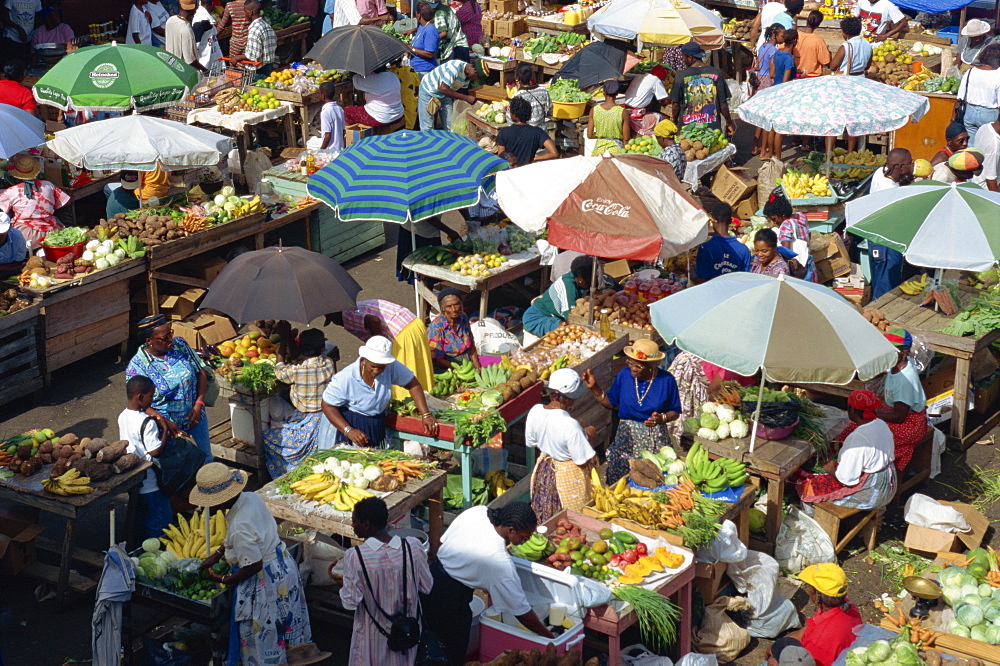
[800,604,862,666]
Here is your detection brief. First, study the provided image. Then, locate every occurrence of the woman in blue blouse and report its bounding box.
[583,338,681,484]
[427,288,480,371]
[125,314,211,459]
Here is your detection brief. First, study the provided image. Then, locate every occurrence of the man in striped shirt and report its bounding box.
[217,0,249,57]
[417,58,483,131]
[230,0,275,79]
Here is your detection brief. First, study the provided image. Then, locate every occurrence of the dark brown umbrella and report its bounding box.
[305,25,410,74]
[201,246,362,324]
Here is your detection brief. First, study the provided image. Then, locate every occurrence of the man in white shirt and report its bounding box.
[165,0,208,73]
[751,0,801,50]
[1,0,41,61]
[192,0,222,70]
[623,67,670,111]
[316,81,344,151]
[119,375,171,539]
[867,148,913,300]
[974,117,1000,191]
[127,0,153,45]
[346,70,404,128]
[853,0,906,42]
[145,0,170,47]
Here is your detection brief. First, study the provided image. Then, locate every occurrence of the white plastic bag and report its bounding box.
[775,506,836,574]
[696,520,747,564]
[904,493,972,533]
[726,550,780,615]
[621,644,674,666]
[676,655,718,666]
[471,317,520,355]
[746,591,801,638]
[299,533,346,586]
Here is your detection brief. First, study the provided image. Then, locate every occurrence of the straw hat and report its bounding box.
[624,338,665,363]
[8,154,40,181]
[285,643,332,665]
[962,18,991,38]
[188,462,247,507]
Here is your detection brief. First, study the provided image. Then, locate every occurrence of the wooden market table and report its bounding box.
[0,295,43,407]
[186,103,298,168]
[869,285,1000,450]
[0,461,151,607]
[145,203,321,313]
[402,249,545,320]
[256,468,449,556]
[693,434,813,554]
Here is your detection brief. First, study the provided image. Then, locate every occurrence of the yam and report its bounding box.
[501,387,515,403]
[20,460,39,477]
[58,433,79,447]
[72,458,112,481]
[505,380,522,395]
[526,371,538,383]
[17,445,31,460]
[692,140,704,151]
[519,376,535,389]
[370,474,400,492]
[39,453,53,464]
[50,459,71,480]
[84,437,109,458]
[39,441,53,454]
[96,440,129,463]
[113,453,142,474]
[510,368,528,383]
[68,453,82,464]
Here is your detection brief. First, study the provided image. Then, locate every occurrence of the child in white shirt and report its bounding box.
[118,375,171,539]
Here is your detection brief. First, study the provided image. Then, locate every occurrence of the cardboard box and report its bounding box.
[492,17,527,39]
[813,233,851,283]
[904,500,988,557]
[173,313,237,348]
[202,257,228,284]
[160,287,207,321]
[345,124,374,145]
[603,259,632,280]
[490,0,518,12]
[693,561,728,603]
[710,165,757,206]
[974,370,1000,415]
[734,193,758,220]
[0,505,44,575]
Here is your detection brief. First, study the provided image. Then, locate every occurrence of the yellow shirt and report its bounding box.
[391,64,419,130]
[137,166,170,202]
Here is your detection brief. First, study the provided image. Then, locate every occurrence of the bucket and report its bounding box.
[387,527,428,548]
[466,595,487,658]
[552,101,588,119]
[42,241,86,263]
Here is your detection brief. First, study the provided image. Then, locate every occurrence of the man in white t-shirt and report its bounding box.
[751,0,801,50]
[974,118,1000,191]
[145,0,170,47]
[623,69,670,110]
[119,375,171,540]
[127,0,153,45]
[347,70,404,128]
[165,0,208,73]
[866,148,913,300]
[853,0,906,42]
[317,81,344,151]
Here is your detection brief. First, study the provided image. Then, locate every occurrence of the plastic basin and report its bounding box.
[42,241,86,263]
[552,101,587,119]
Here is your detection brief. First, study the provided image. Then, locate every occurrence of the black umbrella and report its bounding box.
[305,25,410,74]
[201,246,362,324]
[550,40,632,90]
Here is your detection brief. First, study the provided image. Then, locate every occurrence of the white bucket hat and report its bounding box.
[962,19,991,37]
[0,212,10,234]
[547,367,588,400]
[358,335,396,365]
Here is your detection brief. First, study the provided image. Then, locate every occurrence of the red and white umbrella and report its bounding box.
[495,153,708,261]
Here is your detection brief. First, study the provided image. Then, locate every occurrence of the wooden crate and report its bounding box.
[310,208,386,264]
[41,277,132,374]
[0,301,43,407]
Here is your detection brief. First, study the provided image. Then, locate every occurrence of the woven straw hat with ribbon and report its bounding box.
[188,462,248,507]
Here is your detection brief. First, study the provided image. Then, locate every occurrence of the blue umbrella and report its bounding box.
[306,130,508,224]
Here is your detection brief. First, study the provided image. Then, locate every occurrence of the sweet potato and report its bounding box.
[39,441,53,454]
[72,458,112,481]
[58,433,78,447]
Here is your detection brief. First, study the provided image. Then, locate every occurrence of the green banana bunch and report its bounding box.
[431,370,458,397]
[475,364,512,389]
[451,359,476,382]
[511,532,553,561]
[685,442,748,492]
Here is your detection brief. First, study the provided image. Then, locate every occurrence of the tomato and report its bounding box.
[622,549,638,564]
[636,543,648,556]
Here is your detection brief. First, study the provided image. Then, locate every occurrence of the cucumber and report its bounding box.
[613,531,638,545]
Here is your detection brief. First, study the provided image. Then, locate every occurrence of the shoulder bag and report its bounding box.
[954,68,972,124]
[355,537,422,652]
[143,417,206,497]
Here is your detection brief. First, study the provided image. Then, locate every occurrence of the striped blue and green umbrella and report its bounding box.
[307,130,508,224]
[845,181,1000,271]
[33,43,198,112]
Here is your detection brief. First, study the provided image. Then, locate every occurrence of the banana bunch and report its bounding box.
[160,510,227,559]
[430,370,460,397]
[780,171,832,200]
[289,473,375,512]
[590,470,659,526]
[42,468,94,496]
[538,355,568,382]
[685,442,747,493]
[510,531,554,561]
[475,364,511,389]
[838,166,874,180]
[232,195,265,218]
[899,273,928,295]
[832,149,886,167]
[486,470,514,498]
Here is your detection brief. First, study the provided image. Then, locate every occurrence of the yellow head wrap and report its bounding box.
[654,119,677,138]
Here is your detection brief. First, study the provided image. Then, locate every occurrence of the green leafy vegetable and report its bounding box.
[941,291,1000,337]
[234,362,277,393]
[548,78,591,103]
[40,226,89,247]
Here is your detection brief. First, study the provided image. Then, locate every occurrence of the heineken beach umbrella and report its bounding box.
[33,43,199,111]
[846,181,1000,272]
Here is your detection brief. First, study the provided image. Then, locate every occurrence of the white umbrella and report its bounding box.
[649,272,897,451]
[47,115,232,171]
[0,104,44,159]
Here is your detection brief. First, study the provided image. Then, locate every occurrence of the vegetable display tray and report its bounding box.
[780,182,837,206]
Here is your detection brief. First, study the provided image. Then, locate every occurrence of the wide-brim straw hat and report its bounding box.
[8,154,41,180]
[624,338,665,363]
[188,462,248,507]
[286,642,333,665]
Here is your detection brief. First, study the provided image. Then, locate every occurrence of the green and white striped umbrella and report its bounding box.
[33,43,198,111]
[846,181,1000,271]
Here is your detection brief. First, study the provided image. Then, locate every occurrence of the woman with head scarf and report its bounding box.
[0,154,70,251]
[427,288,479,371]
[125,314,211,459]
[526,368,599,522]
[797,389,896,509]
[654,119,687,181]
[194,463,313,665]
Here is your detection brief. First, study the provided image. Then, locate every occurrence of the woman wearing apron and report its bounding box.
[421,502,554,665]
[320,336,437,448]
[194,463,313,665]
[427,288,480,371]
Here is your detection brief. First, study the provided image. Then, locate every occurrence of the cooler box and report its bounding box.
[478,559,586,660]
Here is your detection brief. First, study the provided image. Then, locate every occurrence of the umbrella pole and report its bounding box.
[933,267,944,312]
[748,371,766,454]
[588,257,599,326]
[411,221,420,316]
[205,505,211,559]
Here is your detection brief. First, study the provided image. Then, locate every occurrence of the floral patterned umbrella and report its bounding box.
[737,76,929,136]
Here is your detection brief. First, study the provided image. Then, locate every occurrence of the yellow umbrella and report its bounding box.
[588,0,725,50]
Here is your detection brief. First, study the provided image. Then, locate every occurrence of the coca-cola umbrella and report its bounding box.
[495,153,708,261]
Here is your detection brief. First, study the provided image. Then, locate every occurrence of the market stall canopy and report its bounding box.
[587,0,724,51]
[495,153,708,261]
[0,104,44,159]
[737,75,930,136]
[33,42,199,111]
[47,115,232,171]
[200,245,362,324]
[846,181,1000,272]
[307,130,508,224]
[550,40,632,90]
[892,0,972,12]
[648,272,898,384]
[305,24,409,74]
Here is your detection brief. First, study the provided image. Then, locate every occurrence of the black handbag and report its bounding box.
[144,417,206,497]
[955,69,971,124]
[356,537,422,653]
[415,628,450,666]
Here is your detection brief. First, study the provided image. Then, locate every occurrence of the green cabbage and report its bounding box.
[938,566,965,588]
[984,601,1000,622]
[952,624,971,638]
[865,640,891,663]
[749,508,766,534]
[893,641,921,665]
[949,619,967,634]
[971,624,990,642]
[958,604,985,628]
[142,538,161,553]
[981,583,995,597]
[963,594,984,607]
[697,427,720,441]
[844,648,866,666]
[987,625,1000,644]
[683,417,701,434]
[699,413,720,429]
[715,405,736,423]
[715,422,730,439]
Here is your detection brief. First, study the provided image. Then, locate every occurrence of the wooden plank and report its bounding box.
[45,311,129,371]
[35,536,105,569]
[42,280,129,338]
[697,434,813,477]
[0,299,42,329]
[21,561,97,594]
[148,212,266,269]
[0,372,42,407]
[23,258,145,298]
[0,326,37,365]
[0,345,39,374]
